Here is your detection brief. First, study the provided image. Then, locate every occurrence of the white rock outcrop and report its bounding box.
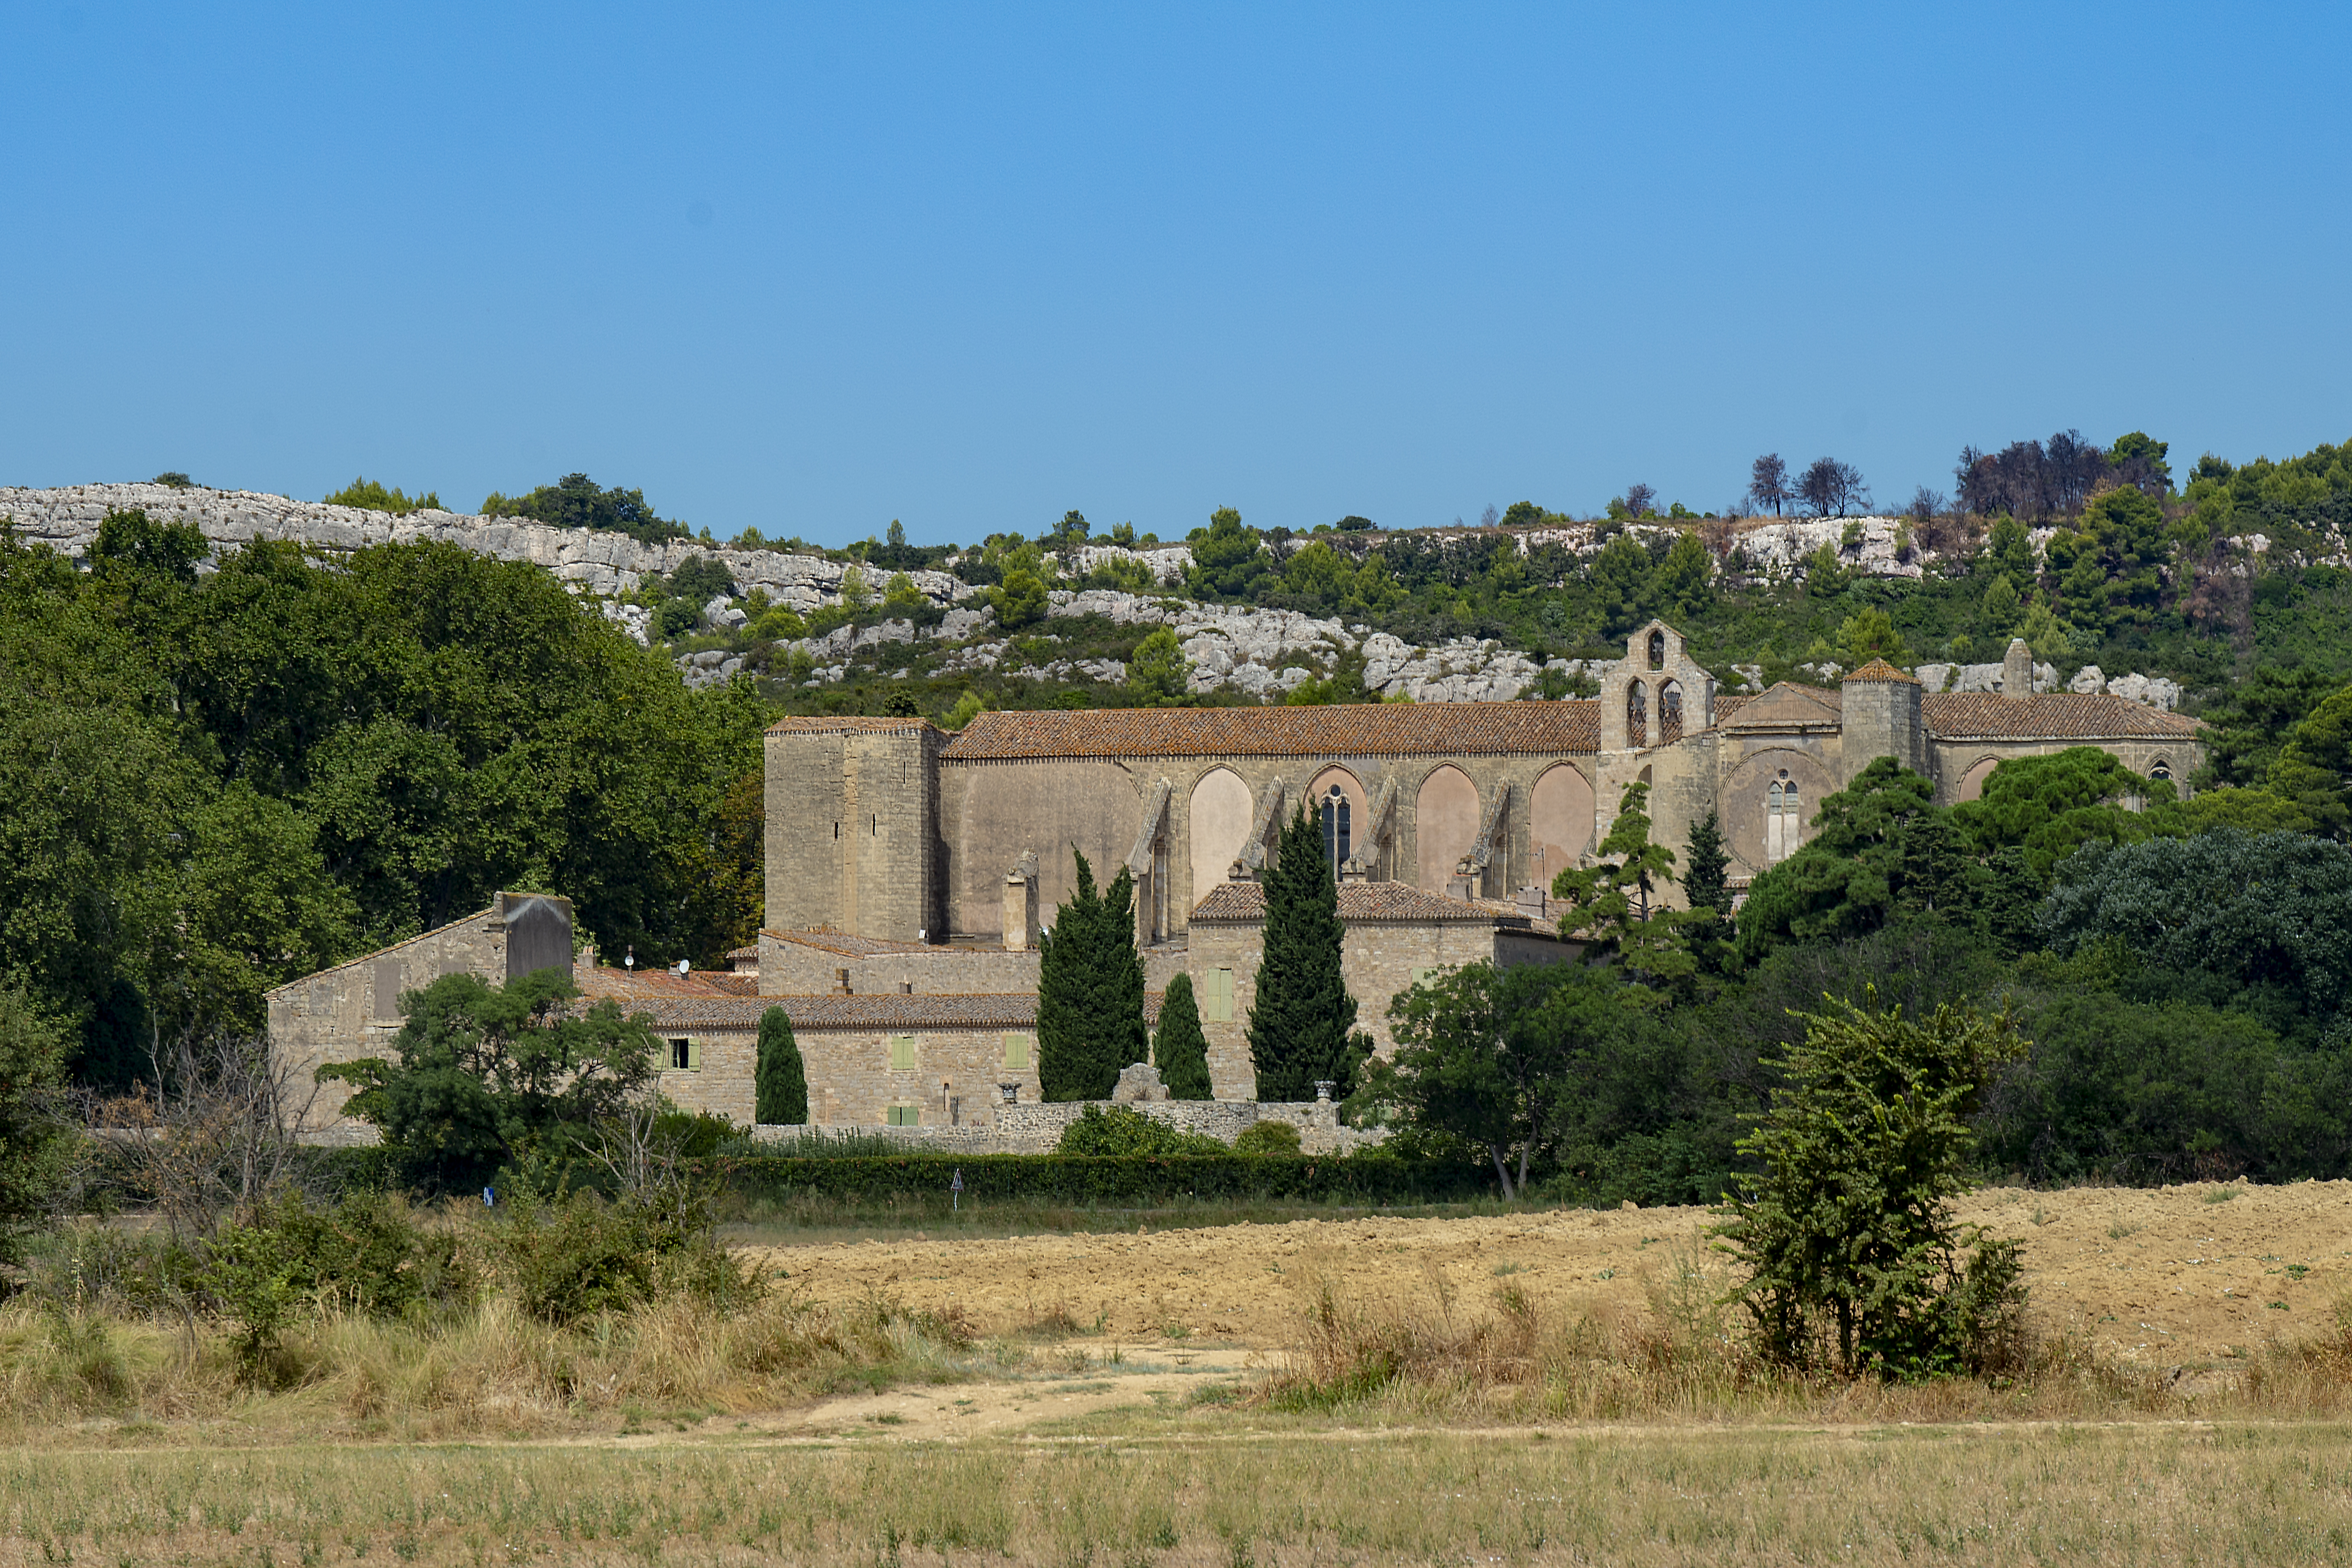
[0,482,966,611]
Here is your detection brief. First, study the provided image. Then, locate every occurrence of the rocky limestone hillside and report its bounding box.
[0,482,962,609]
[2,483,2186,711]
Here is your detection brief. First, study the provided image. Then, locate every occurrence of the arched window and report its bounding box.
[1766,770,1801,864]
[1320,785,1351,876]
[1659,680,1684,744]
[1626,679,1648,747]
[1647,629,1666,670]
[2148,757,2171,781]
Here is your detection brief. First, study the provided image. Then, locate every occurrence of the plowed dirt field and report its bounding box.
[749,1180,2352,1366]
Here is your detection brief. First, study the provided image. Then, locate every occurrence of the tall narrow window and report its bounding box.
[1660,681,1684,744]
[1647,629,1666,670]
[1627,679,1648,748]
[1765,771,1800,864]
[1321,786,1351,875]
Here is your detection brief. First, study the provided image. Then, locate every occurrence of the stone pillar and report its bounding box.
[1002,850,1040,951]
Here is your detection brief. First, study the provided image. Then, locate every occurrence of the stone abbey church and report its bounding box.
[766,620,2202,951]
[274,621,2199,1140]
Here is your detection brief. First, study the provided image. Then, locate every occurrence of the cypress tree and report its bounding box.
[1246,806,1359,1101]
[1153,971,1213,1099]
[1037,849,1149,1100]
[1682,806,1731,973]
[755,1005,807,1125]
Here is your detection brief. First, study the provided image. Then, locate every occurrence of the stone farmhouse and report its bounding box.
[269,620,2199,1138]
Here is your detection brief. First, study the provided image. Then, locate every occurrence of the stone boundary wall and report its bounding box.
[0,483,963,611]
[753,1098,1384,1155]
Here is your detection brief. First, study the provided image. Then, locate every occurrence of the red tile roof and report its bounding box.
[1922,692,2201,741]
[939,701,1600,761]
[1843,658,1917,684]
[1190,879,1545,928]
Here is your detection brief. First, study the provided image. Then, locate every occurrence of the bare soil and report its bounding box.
[748,1179,2352,1368]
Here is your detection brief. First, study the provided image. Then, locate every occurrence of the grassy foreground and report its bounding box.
[6,1423,2352,1565]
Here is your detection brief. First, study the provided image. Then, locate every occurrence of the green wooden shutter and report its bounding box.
[686,1037,703,1070]
[890,1034,917,1070]
[1002,1032,1029,1070]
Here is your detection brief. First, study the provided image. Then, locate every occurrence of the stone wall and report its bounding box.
[0,483,962,612]
[750,1095,1380,1155]
[757,934,1041,997]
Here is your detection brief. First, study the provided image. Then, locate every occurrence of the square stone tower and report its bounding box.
[764,717,944,942]
[1839,659,1926,783]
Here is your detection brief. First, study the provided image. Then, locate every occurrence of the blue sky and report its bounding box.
[4,3,2346,546]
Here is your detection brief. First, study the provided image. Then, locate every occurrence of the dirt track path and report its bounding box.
[745,1180,2352,1366]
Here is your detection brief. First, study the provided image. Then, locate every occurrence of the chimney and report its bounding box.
[2001,638,2033,698]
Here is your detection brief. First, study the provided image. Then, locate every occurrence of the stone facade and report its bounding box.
[1186,880,1576,1098]
[769,620,2204,943]
[265,893,576,1138]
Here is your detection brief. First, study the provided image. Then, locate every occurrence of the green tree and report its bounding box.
[480,473,684,547]
[1587,532,1654,634]
[2042,828,2352,1045]
[1681,806,1732,972]
[319,968,660,1189]
[1184,507,1268,600]
[1152,972,1213,1099]
[2266,685,2352,834]
[1035,850,1148,1100]
[1654,531,1715,621]
[1951,746,2170,881]
[1716,995,2030,1378]
[1833,606,1909,667]
[990,566,1047,629]
[1378,959,1623,1198]
[2191,668,2342,790]
[755,1005,808,1125]
[323,478,443,515]
[0,980,70,1264]
[1551,782,1695,984]
[1247,807,1361,1101]
[1126,627,1192,704]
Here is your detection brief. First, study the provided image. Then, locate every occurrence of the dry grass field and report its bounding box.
[2,1180,2349,1565]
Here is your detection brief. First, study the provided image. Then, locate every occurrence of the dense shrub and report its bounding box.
[1233,1120,1303,1155]
[1055,1104,1228,1156]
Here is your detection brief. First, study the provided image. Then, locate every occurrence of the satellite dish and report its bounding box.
[676,959,691,977]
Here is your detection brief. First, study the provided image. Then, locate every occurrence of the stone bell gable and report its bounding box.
[1598,620,1716,753]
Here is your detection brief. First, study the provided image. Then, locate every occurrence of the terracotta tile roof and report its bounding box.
[1190,879,1542,928]
[1716,683,1844,727]
[625,991,1166,1030]
[725,945,758,961]
[1843,658,1917,684]
[762,927,970,958]
[1922,692,2201,741]
[939,701,1600,761]
[764,715,936,736]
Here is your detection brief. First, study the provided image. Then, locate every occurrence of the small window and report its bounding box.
[1647,629,1665,670]
[886,1105,920,1126]
[889,1033,917,1071]
[669,1037,697,1071]
[2149,758,2171,781]
[1002,1032,1030,1071]
[1204,967,1236,1022]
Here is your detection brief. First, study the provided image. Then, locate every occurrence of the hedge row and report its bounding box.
[703,1152,1494,1206]
[297,1146,1498,1206]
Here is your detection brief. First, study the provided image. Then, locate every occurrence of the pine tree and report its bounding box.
[1553,782,1698,985]
[1037,849,1149,1100]
[1246,806,1359,1101]
[1153,972,1213,1099]
[755,1005,807,1125]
